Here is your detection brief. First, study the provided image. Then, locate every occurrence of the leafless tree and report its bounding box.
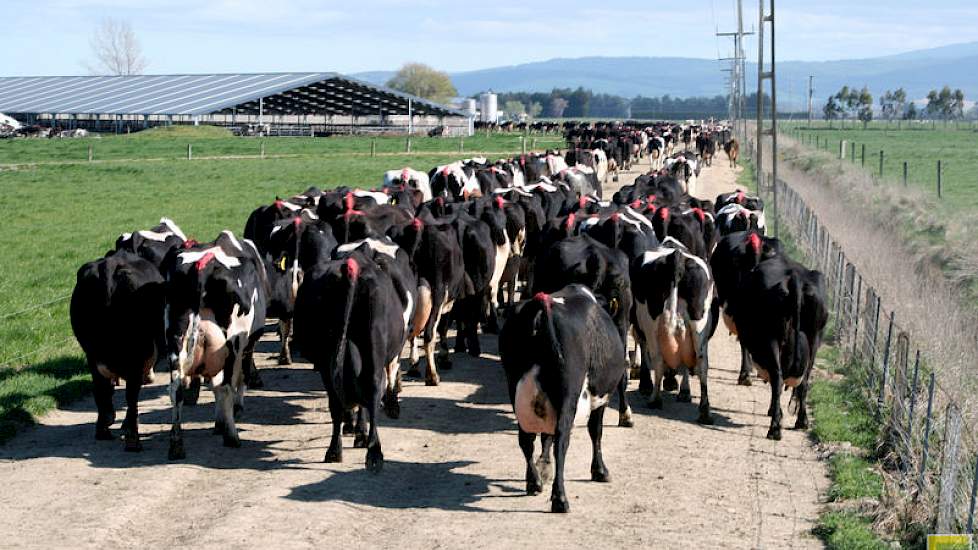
[85,18,147,76]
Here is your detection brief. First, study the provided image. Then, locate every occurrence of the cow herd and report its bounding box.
[69,121,826,513]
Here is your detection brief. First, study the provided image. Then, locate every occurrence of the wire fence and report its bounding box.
[744,138,978,535]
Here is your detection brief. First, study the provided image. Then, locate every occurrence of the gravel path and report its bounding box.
[0,155,827,549]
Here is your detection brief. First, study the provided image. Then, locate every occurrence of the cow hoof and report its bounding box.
[737,374,752,386]
[425,376,440,387]
[365,450,384,473]
[591,468,611,483]
[95,426,114,441]
[677,392,692,403]
[342,422,355,436]
[324,448,342,463]
[766,427,782,441]
[353,433,368,448]
[168,441,186,461]
[277,355,291,366]
[663,376,679,392]
[618,413,634,428]
[535,458,552,483]
[526,479,543,496]
[384,400,400,420]
[123,437,143,452]
[698,412,714,425]
[648,397,663,409]
[794,418,809,430]
[628,366,640,380]
[551,496,570,513]
[406,366,422,379]
[223,433,241,448]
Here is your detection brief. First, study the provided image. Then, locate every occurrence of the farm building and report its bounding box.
[0,72,470,136]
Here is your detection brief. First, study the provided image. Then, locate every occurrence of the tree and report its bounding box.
[548,97,569,118]
[904,102,918,120]
[502,100,526,118]
[856,86,874,128]
[85,17,147,76]
[925,86,966,122]
[823,95,843,120]
[385,63,457,104]
[879,88,907,120]
[528,101,543,118]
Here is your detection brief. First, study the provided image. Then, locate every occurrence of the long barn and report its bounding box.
[0,72,469,136]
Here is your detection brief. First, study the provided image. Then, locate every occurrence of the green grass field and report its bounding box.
[780,121,978,212]
[0,128,566,440]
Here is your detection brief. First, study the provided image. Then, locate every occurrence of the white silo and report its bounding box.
[462,98,477,117]
[479,91,498,123]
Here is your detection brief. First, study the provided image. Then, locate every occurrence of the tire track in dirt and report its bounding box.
[0,155,827,549]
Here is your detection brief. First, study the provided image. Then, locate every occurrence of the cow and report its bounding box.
[430,162,481,201]
[383,167,432,202]
[697,133,717,167]
[665,155,699,196]
[70,250,165,451]
[163,231,268,459]
[114,217,188,269]
[244,199,303,254]
[724,138,740,168]
[293,251,404,471]
[499,285,627,513]
[726,253,828,440]
[631,238,717,423]
[531,234,634,428]
[715,203,766,236]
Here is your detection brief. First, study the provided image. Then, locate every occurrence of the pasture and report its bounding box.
[0,130,561,439]
[781,121,978,212]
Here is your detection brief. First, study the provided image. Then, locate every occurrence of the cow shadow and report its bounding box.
[384,395,514,434]
[625,389,745,429]
[286,460,503,511]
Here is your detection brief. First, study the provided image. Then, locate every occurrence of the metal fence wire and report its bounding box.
[745,140,978,535]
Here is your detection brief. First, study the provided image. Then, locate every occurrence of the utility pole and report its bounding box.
[716,0,754,139]
[808,74,815,128]
[756,0,778,237]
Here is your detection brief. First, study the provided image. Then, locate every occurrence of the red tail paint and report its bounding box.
[610,212,620,222]
[411,217,424,231]
[658,207,670,220]
[736,190,745,204]
[495,196,505,209]
[182,239,198,249]
[274,199,284,209]
[579,196,587,209]
[747,232,762,254]
[195,251,215,271]
[344,192,354,211]
[345,257,360,280]
[565,212,576,231]
[533,291,553,312]
[630,199,642,210]
[293,217,302,228]
[691,207,705,222]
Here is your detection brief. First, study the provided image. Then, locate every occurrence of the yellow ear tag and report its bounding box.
[277,256,287,272]
[609,298,620,316]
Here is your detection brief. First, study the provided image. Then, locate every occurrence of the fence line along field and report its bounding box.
[0,123,831,546]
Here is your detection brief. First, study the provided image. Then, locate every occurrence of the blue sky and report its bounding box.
[4,0,978,76]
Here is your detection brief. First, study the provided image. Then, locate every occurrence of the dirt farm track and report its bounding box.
[0,159,828,549]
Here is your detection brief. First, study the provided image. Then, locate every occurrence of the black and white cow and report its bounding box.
[631,238,717,423]
[500,285,627,513]
[715,202,766,236]
[70,250,165,451]
[293,251,404,471]
[383,167,432,202]
[163,231,268,459]
[725,253,827,440]
[114,217,188,269]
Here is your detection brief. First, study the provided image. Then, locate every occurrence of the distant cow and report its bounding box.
[724,139,739,168]
[70,250,165,451]
[163,231,268,459]
[383,167,433,203]
[293,252,404,471]
[500,285,627,513]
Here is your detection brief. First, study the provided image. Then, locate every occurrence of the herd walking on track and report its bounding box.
[69,121,825,513]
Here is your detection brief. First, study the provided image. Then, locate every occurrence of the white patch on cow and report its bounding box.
[402,290,414,334]
[522,181,557,193]
[179,247,241,269]
[300,209,320,221]
[135,230,172,242]
[159,218,187,241]
[337,238,399,259]
[488,233,511,312]
[580,216,600,230]
[280,201,302,212]
[119,232,132,241]
[551,296,566,305]
[661,236,688,251]
[514,365,556,434]
[221,230,244,251]
[641,247,675,266]
[269,225,284,236]
[622,207,655,232]
[439,298,455,316]
[227,289,259,340]
[578,286,598,304]
[354,189,390,205]
[242,238,261,258]
[575,375,610,425]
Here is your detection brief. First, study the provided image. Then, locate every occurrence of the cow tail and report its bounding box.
[790,272,804,378]
[532,292,564,371]
[332,258,360,402]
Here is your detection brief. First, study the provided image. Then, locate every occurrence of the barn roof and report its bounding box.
[0,72,464,117]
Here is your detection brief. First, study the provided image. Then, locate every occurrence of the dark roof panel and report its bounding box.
[0,73,464,117]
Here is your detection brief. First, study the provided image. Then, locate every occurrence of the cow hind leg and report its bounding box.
[550,419,574,513]
[353,406,369,448]
[536,434,554,483]
[384,359,401,419]
[697,345,713,425]
[122,378,143,451]
[168,377,186,460]
[322,381,345,463]
[617,372,633,427]
[737,343,753,386]
[92,371,115,440]
[519,429,543,495]
[277,318,293,365]
[588,406,610,482]
[649,361,665,409]
[214,385,240,448]
[363,390,385,473]
[793,379,810,430]
[677,366,692,403]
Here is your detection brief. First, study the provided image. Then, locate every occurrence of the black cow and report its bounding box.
[70,251,165,451]
[293,252,404,471]
[163,231,268,459]
[500,285,627,513]
[726,254,828,439]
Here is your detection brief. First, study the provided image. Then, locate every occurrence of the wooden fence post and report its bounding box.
[903,161,908,186]
[918,372,937,491]
[370,139,376,157]
[187,143,192,160]
[878,312,894,419]
[88,144,93,162]
[839,140,846,160]
[879,150,884,178]
[937,405,963,533]
[937,160,943,198]
[850,142,856,163]
[260,141,265,159]
[861,143,866,166]
[405,137,411,153]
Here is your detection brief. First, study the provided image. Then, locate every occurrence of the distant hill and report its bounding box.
[352,42,978,106]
